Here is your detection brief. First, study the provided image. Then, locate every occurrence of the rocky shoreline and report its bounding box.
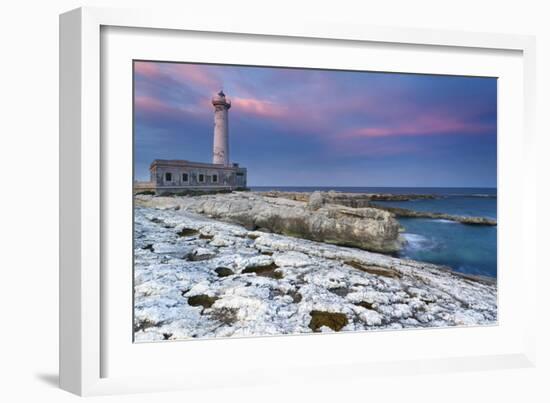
[261,190,497,226]
[136,190,497,256]
[261,190,436,208]
[370,204,497,226]
[133,192,497,342]
[136,192,403,253]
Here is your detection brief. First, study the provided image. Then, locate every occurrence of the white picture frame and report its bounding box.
[59,6,537,396]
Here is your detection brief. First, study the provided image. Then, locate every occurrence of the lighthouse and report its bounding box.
[136,89,247,195]
[212,90,231,166]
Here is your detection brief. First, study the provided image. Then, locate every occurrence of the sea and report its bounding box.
[251,187,497,278]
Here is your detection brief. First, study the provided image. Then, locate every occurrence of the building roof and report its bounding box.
[150,159,242,170]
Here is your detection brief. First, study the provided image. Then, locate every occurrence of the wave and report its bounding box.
[402,233,438,251]
[432,219,458,224]
[446,193,497,199]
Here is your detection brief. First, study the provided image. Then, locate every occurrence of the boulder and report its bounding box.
[307,191,325,210]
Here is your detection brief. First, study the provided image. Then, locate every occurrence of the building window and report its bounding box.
[212,174,218,183]
[198,174,205,183]
[236,172,244,177]
[182,173,189,182]
[165,172,172,182]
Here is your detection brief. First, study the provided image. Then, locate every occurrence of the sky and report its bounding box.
[134,61,497,188]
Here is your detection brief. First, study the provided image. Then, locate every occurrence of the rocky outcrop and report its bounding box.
[261,191,496,226]
[135,193,402,253]
[371,205,497,226]
[262,190,436,208]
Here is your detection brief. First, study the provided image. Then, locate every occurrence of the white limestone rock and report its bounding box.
[273,251,311,267]
[133,206,497,342]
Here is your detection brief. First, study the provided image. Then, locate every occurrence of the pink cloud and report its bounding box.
[134,61,161,79]
[135,95,208,120]
[342,114,495,139]
[135,95,168,114]
[230,96,338,136]
[167,64,221,90]
[232,97,289,119]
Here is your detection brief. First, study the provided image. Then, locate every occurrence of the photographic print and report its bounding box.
[133,61,497,342]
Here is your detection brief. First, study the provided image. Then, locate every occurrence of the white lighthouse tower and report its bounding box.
[212,90,231,166]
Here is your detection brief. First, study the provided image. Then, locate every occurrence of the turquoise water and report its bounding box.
[252,187,497,278]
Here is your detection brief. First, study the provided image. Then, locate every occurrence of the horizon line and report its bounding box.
[248,185,497,189]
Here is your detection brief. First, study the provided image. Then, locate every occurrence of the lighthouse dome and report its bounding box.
[212,90,231,107]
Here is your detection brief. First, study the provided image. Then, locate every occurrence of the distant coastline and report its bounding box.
[251,186,497,198]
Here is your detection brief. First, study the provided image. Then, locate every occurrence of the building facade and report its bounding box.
[134,91,248,195]
[146,159,247,194]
